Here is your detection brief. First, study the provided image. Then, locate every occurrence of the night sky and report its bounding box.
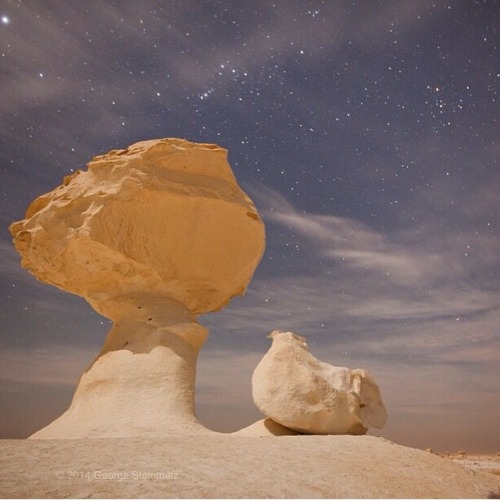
[1,1,498,452]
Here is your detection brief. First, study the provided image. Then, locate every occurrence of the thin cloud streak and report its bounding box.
[201,184,499,371]
[256,184,496,287]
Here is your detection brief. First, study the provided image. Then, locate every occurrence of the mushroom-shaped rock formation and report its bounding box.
[10,138,265,439]
[252,331,388,435]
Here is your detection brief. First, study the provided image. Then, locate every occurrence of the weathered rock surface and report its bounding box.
[10,138,265,438]
[252,330,388,435]
[10,138,264,316]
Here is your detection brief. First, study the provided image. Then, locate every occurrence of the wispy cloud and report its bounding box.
[199,185,500,372]
[255,184,497,287]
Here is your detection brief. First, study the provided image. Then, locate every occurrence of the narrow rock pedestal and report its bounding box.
[31,295,209,438]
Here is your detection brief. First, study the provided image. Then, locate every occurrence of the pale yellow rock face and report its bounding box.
[10,138,265,318]
[252,331,388,435]
[9,138,265,438]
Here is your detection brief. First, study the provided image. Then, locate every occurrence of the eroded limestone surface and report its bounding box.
[252,331,388,435]
[10,138,265,438]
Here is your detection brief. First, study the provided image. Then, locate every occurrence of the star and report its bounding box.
[1,15,10,25]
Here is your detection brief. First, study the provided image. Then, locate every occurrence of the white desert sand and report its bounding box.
[1,435,499,498]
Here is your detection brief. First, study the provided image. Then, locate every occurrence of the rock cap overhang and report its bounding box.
[10,138,266,317]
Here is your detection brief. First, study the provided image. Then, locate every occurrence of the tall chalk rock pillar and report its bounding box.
[10,138,265,438]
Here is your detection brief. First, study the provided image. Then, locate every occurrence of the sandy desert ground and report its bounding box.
[449,453,500,477]
[1,435,499,499]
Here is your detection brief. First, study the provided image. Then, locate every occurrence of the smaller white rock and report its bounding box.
[252,330,388,435]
